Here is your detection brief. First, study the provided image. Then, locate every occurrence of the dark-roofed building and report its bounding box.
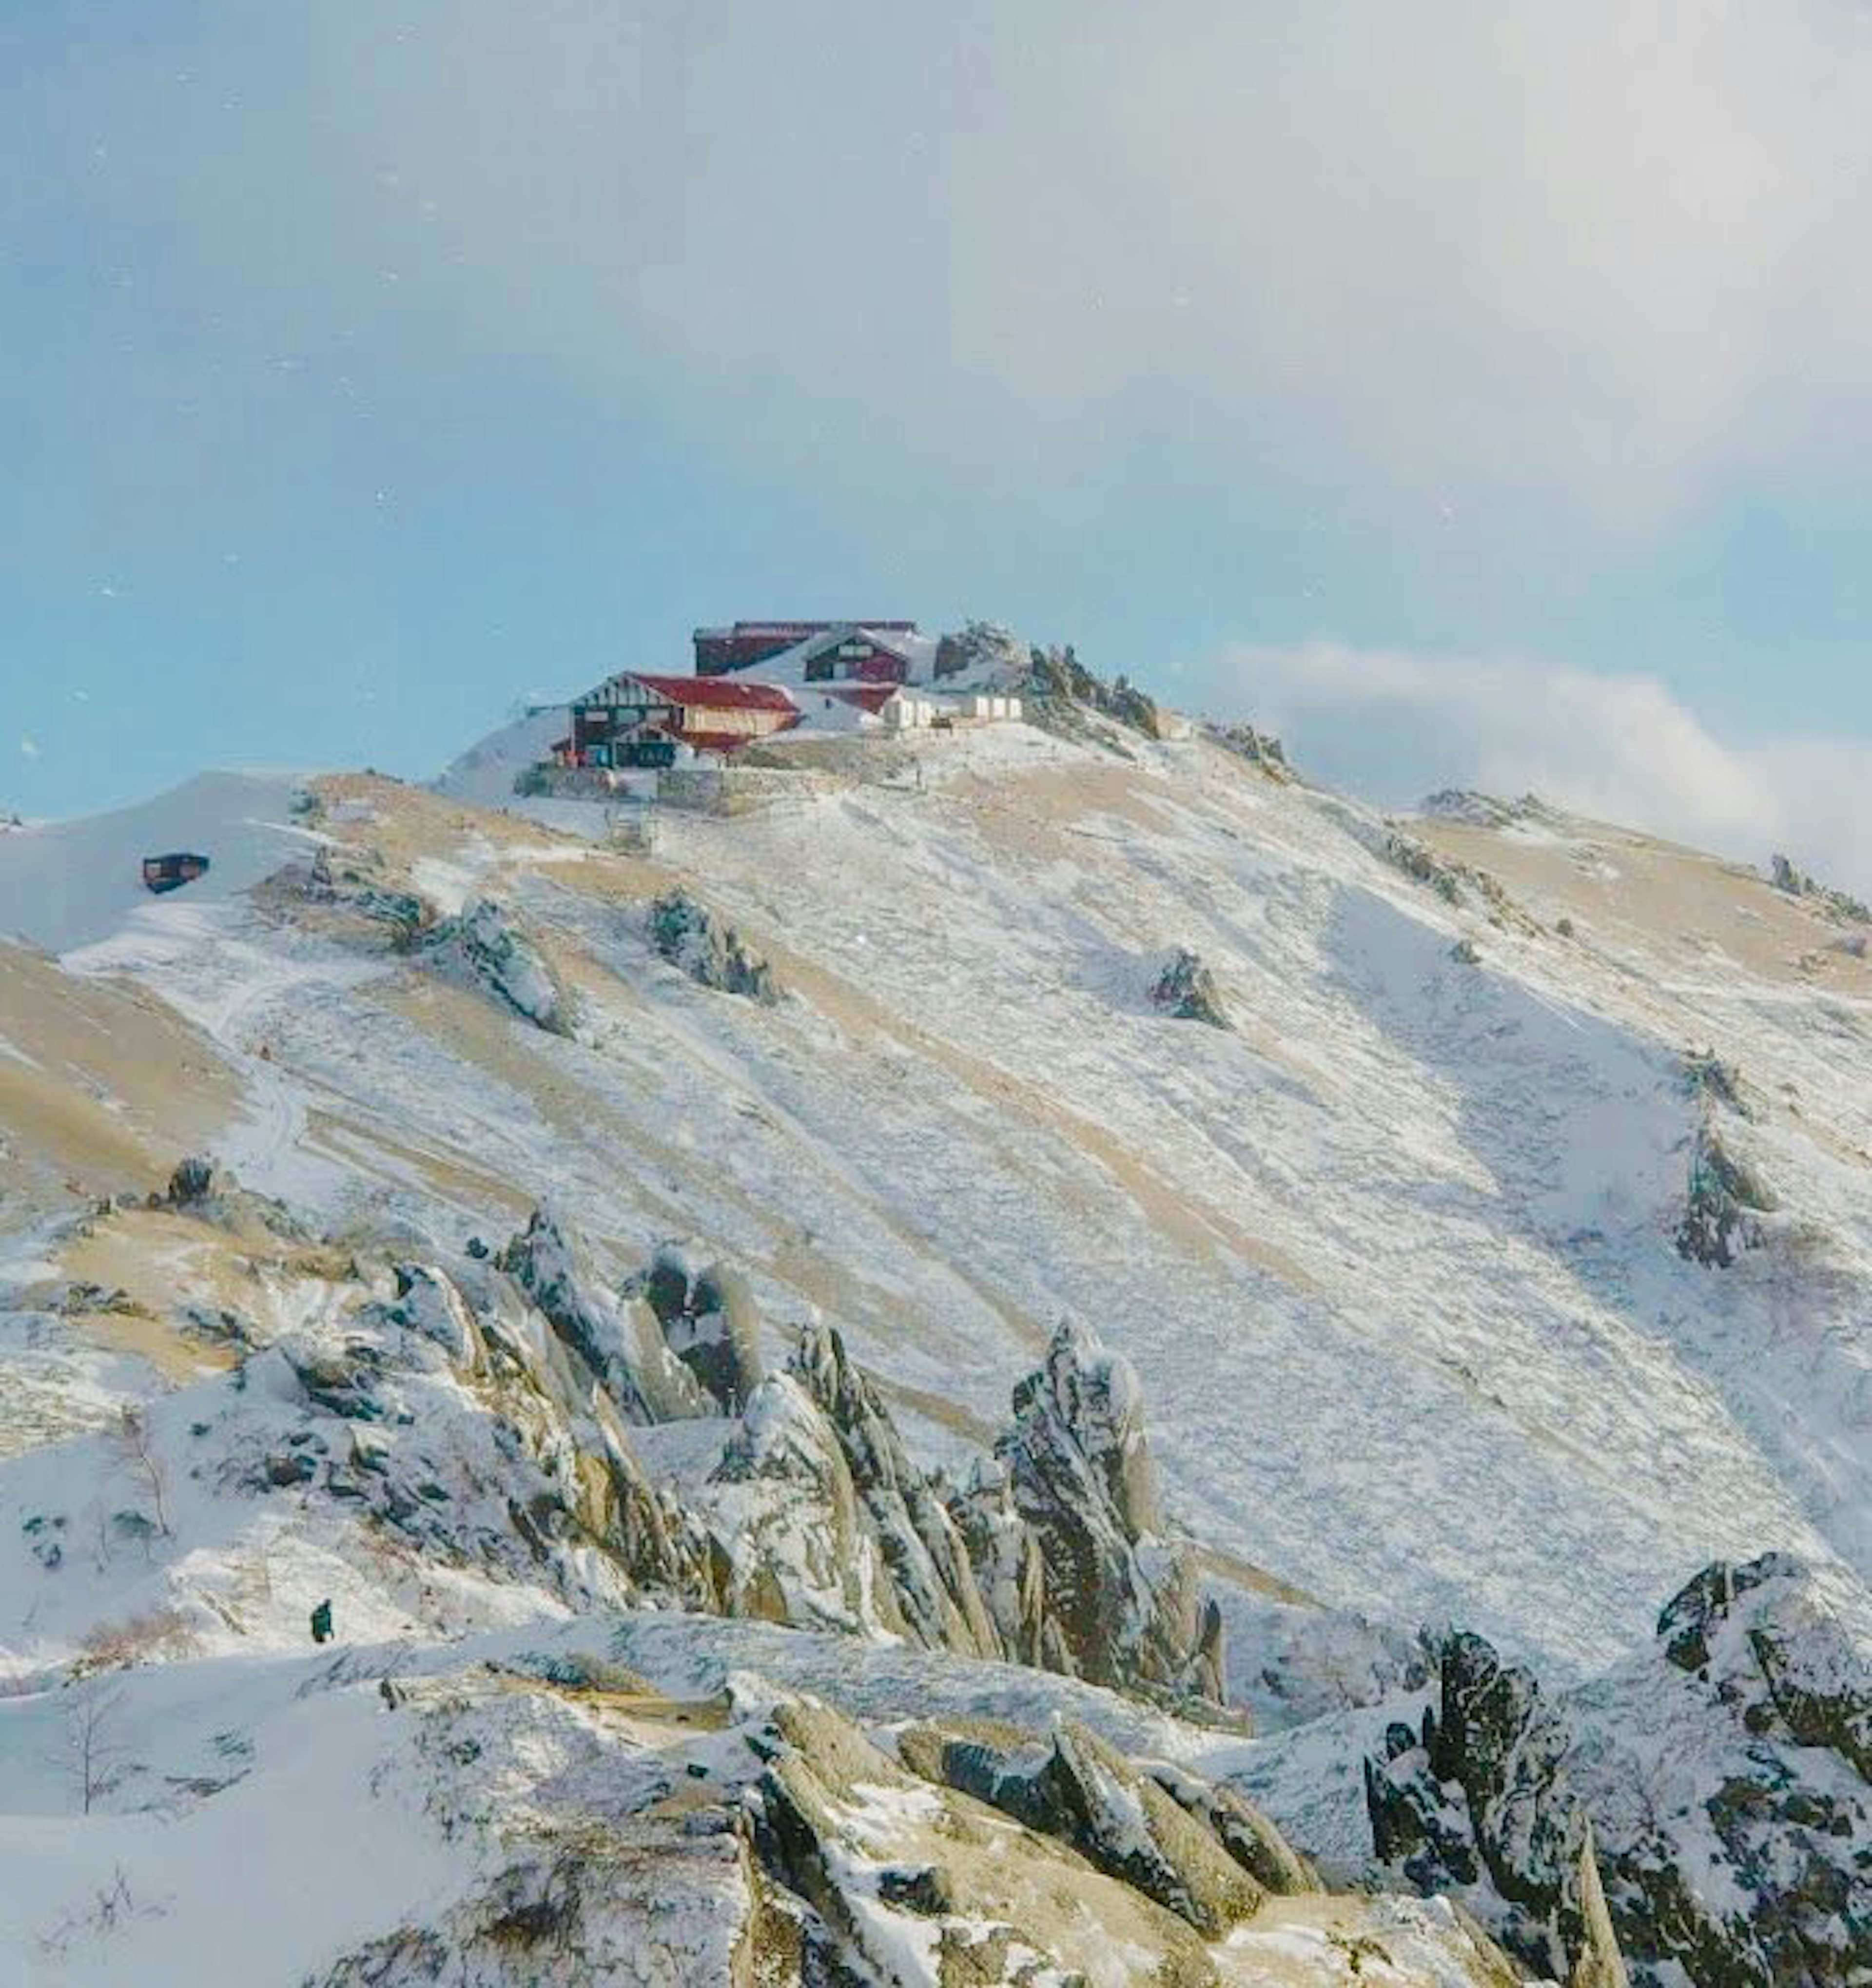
[693,619,918,675]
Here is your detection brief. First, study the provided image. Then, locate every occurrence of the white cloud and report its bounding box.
[19,738,39,760]
[1196,640,1872,896]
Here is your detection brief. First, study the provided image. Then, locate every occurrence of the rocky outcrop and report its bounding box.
[632,1246,766,1413]
[980,1320,1227,1708]
[279,1645,1524,1988]
[165,1154,217,1206]
[1570,1823,1629,1988]
[909,1718,1264,1935]
[497,1210,707,1424]
[788,1323,1002,1660]
[647,891,777,1003]
[932,618,1029,684]
[1206,722,1293,781]
[1146,1759,1321,1897]
[295,843,434,947]
[1150,948,1229,1029]
[1769,853,1871,925]
[424,897,572,1033]
[700,1370,906,1635]
[1675,1124,1775,1267]
[262,1259,717,1614]
[1025,643,1170,740]
[1365,1554,1872,1988]
[1378,828,1539,934]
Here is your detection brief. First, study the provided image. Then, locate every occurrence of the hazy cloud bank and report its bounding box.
[1200,643,1872,897]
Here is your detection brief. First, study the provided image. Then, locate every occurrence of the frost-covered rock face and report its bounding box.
[424,896,572,1033]
[264,1258,717,1614]
[990,1320,1225,1708]
[1151,947,1230,1028]
[1676,1124,1776,1267]
[497,1209,707,1424]
[789,1323,1002,1661]
[646,890,777,1003]
[1365,1554,1872,1988]
[687,1322,1006,1657]
[700,1371,901,1636]
[632,1245,766,1413]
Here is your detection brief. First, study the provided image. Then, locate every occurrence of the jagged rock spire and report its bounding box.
[1570,1819,1629,1988]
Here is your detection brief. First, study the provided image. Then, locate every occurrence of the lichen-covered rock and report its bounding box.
[424,897,571,1033]
[647,891,777,1003]
[1150,949,1229,1029]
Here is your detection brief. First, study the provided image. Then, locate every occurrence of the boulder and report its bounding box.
[634,1246,766,1413]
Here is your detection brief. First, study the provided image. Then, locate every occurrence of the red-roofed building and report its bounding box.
[569,671,799,766]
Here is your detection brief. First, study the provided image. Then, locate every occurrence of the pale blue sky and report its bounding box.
[6,4,1872,876]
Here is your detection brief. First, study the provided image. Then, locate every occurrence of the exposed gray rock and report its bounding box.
[423,897,571,1033]
[987,1320,1225,1709]
[632,1246,766,1413]
[1025,643,1168,739]
[1365,1554,1872,1988]
[702,1371,901,1636]
[1769,852,1871,924]
[1150,949,1229,1029]
[904,1718,1264,1935]
[789,1323,1002,1660]
[752,1696,1224,1985]
[166,1155,217,1206]
[647,891,777,1003]
[1570,1822,1629,1988]
[1206,722,1293,780]
[1145,1759,1321,1896]
[1675,1124,1775,1267]
[497,1209,707,1424]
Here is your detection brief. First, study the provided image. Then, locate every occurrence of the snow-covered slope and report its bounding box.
[0,771,313,954]
[2,701,1868,1984]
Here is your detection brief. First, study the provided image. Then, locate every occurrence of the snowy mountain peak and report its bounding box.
[1,693,1868,1982]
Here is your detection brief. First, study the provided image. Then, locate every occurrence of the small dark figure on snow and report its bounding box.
[311,1598,333,1645]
